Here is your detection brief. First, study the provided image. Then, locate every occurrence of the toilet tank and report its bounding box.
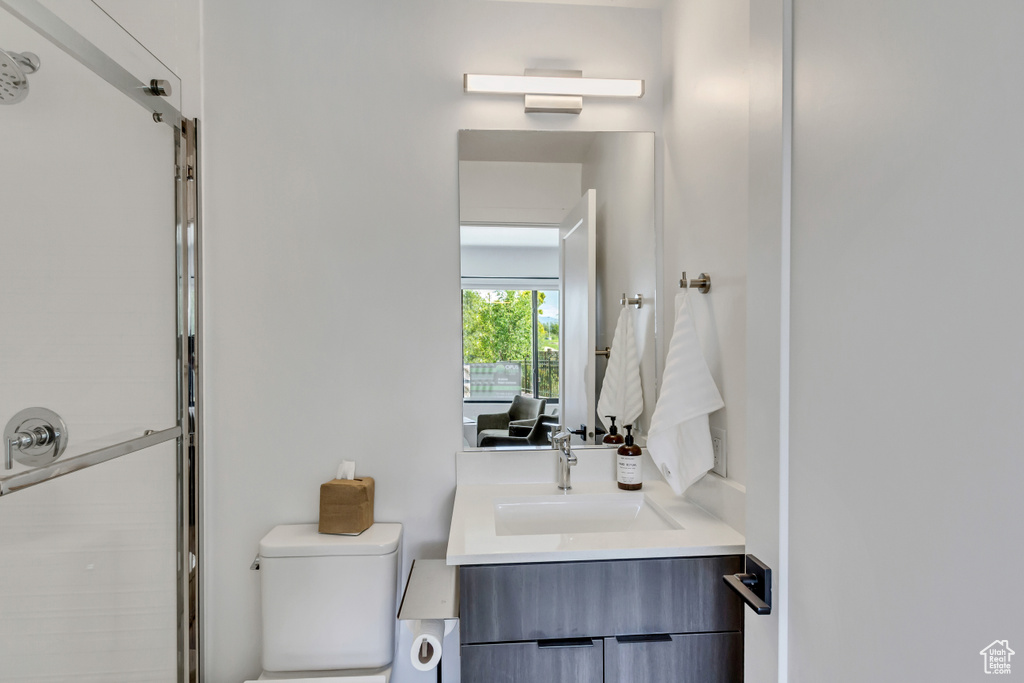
[258,523,403,673]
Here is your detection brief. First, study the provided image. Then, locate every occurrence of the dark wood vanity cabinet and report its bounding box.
[459,555,744,683]
[604,632,743,682]
[461,639,605,682]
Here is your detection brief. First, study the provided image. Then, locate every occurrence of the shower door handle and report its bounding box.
[723,554,772,615]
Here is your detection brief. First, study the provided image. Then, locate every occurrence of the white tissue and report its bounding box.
[337,460,355,480]
[409,619,445,672]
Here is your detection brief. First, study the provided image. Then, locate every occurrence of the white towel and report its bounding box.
[597,307,644,429]
[647,290,724,495]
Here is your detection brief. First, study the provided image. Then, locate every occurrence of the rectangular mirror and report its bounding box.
[459,130,657,450]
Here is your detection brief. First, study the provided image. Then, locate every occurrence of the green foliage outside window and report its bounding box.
[462,290,542,364]
[463,290,558,399]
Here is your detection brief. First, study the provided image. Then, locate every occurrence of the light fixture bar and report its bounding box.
[464,73,644,99]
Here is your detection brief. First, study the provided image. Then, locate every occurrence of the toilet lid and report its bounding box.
[259,523,402,558]
[248,676,388,682]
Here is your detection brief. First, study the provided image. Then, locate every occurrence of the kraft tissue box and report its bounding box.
[318,476,374,535]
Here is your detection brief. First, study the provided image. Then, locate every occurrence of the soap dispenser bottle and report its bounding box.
[602,416,625,446]
[616,425,642,490]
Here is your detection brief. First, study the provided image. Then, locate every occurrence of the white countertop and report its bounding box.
[446,448,745,565]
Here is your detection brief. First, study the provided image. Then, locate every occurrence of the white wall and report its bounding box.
[661,0,749,489]
[788,1,1024,680]
[201,2,662,681]
[743,0,787,676]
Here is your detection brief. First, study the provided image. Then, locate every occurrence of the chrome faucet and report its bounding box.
[551,429,577,491]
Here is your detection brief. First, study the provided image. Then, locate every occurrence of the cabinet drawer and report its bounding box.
[460,555,743,644]
[605,632,743,683]
[461,639,604,683]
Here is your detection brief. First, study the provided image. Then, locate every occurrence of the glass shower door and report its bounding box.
[0,3,188,681]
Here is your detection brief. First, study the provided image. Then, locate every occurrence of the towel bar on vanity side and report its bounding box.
[723,554,772,615]
[680,271,711,293]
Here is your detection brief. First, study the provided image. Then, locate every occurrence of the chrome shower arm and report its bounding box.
[11,50,40,73]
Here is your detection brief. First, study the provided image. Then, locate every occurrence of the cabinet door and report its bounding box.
[604,632,742,683]
[460,556,743,644]
[461,638,604,683]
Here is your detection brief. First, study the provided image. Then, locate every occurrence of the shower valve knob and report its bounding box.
[3,408,68,470]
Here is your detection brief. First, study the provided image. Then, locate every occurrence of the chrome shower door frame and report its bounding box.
[176,117,202,683]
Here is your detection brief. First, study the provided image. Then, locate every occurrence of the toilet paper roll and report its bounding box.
[409,619,445,672]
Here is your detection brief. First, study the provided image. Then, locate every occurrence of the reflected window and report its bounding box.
[462,288,559,403]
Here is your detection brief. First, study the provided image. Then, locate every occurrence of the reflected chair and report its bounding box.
[478,414,561,448]
[475,395,546,447]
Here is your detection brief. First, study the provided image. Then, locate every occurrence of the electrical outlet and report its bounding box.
[710,427,727,477]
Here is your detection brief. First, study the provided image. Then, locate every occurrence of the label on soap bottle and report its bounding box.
[617,453,642,486]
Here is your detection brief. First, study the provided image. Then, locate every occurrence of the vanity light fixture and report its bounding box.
[463,69,644,114]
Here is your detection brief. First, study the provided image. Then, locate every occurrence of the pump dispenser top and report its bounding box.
[602,416,625,445]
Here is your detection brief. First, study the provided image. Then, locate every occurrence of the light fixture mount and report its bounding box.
[524,69,583,114]
[463,69,644,114]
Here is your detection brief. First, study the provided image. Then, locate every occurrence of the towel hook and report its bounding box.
[620,293,643,309]
[680,271,711,294]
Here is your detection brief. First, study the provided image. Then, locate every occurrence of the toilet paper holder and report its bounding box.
[398,559,459,680]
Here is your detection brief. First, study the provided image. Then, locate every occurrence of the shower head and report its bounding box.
[0,48,40,105]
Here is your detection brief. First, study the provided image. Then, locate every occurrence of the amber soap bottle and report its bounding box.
[616,425,642,490]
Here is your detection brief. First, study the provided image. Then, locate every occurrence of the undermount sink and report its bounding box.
[493,491,683,536]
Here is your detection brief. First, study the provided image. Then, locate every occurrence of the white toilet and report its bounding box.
[246,522,403,682]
